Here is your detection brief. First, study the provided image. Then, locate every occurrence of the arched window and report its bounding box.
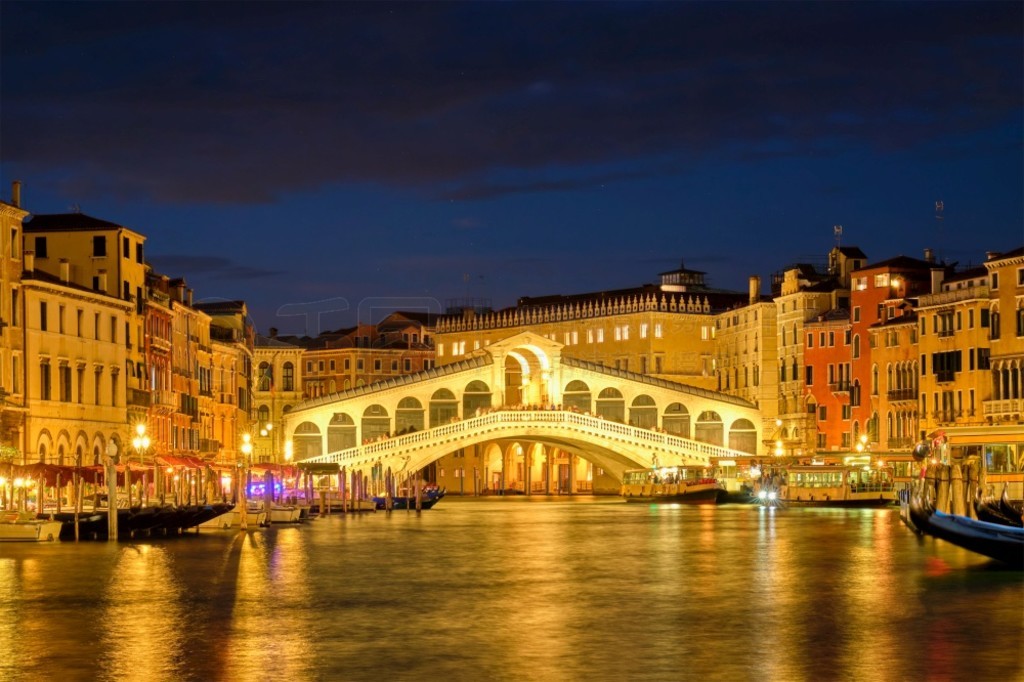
[282,362,294,391]
[257,362,272,391]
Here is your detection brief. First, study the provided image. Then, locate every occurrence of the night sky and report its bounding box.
[2,2,1021,335]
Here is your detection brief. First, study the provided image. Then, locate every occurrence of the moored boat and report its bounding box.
[0,510,63,542]
[373,485,446,510]
[620,466,726,504]
[757,464,896,508]
[909,491,1024,568]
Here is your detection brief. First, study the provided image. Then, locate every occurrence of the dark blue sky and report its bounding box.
[2,1,1021,335]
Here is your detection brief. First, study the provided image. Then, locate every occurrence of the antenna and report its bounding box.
[833,224,843,249]
[935,200,944,261]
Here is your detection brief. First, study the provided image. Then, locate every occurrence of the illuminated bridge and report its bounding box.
[283,332,761,487]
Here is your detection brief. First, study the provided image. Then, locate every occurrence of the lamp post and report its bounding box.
[259,421,275,462]
[132,423,151,506]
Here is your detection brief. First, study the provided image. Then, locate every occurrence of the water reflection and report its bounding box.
[0,501,1021,681]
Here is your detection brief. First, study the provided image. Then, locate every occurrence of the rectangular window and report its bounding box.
[828,332,834,347]
[77,309,83,337]
[329,360,336,371]
[596,329,604,343]
[614,326,621,341]
[40,301,47,331]
[374,359,382,372]
[93,235,107,257]
[10,288,18,327]
[991,272,999,290]
[655,356,662,373]
[391,360,398,371]
[58,305,65,334]
[40,362,51,400]
[842,404,852,420]
[587,329,594,344]
[853,307,861,322]
[874,273,890,288]
[654,323,662,338]
[318,361,324,372]
[818,406,827,421]
[77,366,84,403]
[640,323,648,339]
[344,358,351,370]
[968,309,975,328]
[136,243,144,263]
[122,236,130,258]
[95,369,102,405]
[404,359,411,372]
[94,313,100,340]
[306,361,313,372]
[805,366,813,385]
[35,236,47,259]
[357,359,364,371]
[59,364,72,402]
[110,317,117,344]
[807,334,813,348]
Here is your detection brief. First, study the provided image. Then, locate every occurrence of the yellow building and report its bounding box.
[0,183,28,461]
[20,254,132,464]
[975,247,1024,485]
[712,276,779,441]
[770,246,862,457]
[22,212,150,428]
[253,333,305,463]
[868,310,919,452]
[435,263,750,392]
[195,301,255,465]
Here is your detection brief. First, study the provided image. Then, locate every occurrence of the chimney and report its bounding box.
[186,288,193,306]
[11,180,21,208]
[24,249,34,273]
[269,327,278,338]
[923,248,934,263]
[98,269,108,292]
[59,258,70,283]
[748,275,761,305]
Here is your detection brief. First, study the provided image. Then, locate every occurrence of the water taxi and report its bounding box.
[620,466,725,504]
[758,464,896,508]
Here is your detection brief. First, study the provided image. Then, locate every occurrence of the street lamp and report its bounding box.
[259,421,275,462]
[132,423,151,506]
[855,433,868,453]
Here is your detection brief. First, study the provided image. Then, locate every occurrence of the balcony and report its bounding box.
[983,398,1023,420]
[199,438,220,454]
[935,370,955,383]
[151,390,176,408]
[829,381,851,394]
[887,388,917,402]
[127,388,150,408]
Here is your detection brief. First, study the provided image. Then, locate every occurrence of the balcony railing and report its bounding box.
[829,381,851,393]
[983,398,1024,418]
[127,388,150,407]
[935,370,955,383]
[887,388,917,402]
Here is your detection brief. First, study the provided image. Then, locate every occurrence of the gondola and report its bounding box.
[974,486,1023,529]
[909,492,1024,568]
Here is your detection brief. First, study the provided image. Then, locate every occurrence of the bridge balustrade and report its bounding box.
[301,409,748,471]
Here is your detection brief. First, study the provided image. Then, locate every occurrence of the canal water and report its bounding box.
[1,497,1021,682]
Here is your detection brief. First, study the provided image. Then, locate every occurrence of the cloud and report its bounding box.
[148,254,284,281]
[1,2,1019,204]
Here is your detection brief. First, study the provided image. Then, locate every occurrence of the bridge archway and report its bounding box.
[629,394,657,428]
[294,421,322,458]
[695,410,723,446]
[663,402,691,437]
[430,388,459,426]
[396,397,425,434]
[328,413,356,452]
[596,387,625,422]
[729,418,757,454]
[362,404,390,441]
[562,380,591,412]
[463,380,493,416]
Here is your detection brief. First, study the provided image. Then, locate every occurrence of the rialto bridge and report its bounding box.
[283,332,762,491]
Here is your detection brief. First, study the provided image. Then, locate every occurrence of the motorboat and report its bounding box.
[198,503,267,529]
[620,466,725,504]
[756,465,896,508]
[0,510,63,542]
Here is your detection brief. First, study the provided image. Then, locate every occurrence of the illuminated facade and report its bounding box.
[20,256,132,464]
[253,332,305,463]
[0,184,28,461]
[22,212,150,429]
